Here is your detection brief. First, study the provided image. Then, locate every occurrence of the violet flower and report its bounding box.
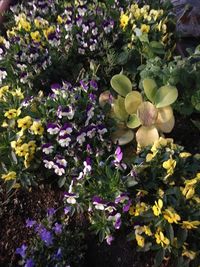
[25,259,35,267]
[39,228,53,246]
[92,196,105,210]
[26,218,36,228]
[16,244,27,258]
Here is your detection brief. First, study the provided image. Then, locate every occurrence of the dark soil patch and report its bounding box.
[169,114,200,153]
[0,186,63,266]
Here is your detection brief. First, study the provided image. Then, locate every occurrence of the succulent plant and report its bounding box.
[108,74,178,147]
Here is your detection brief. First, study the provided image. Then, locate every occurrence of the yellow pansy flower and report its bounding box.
[120,13,129,29]
[7,29,17,38]
[143,225,152,236]
[141,24,150,33]
[163,207,181,224]
[4,108,21,119]
[12,183,21,189]
[11,88,24,99]
[15,143,29,157]
[182,249,196,260]
[43,26,55,39]
[179,152,192,158]
[181,221,200,230]
[24,153,34,168]
[1,171,17,181]
[155,231,170,247]
[57,15,63,24]
[34,18,49,29]
[0,85,9,98]
[17,116,32,130]
[129,202,148,216]
[135,234,145,247]
[18,17,31,32]
[28,140,37,155]
[30,31,41,42]
[30,121,44,135]
[152,199,163,216]
[162,156,176,176]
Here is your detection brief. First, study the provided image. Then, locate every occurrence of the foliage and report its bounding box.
[139,51,200,116]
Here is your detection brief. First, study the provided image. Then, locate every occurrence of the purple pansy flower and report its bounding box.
[43,159,55,169]
[47,123,60,135]
[123,200,132,213]
[58,134,71,147]
[25,259,35,267]
[83,157,92,175]
[114,146,123,163]
[39,228,53,246]
[115,193,129,204]
[42,143,54,154]
[53,223,62,234]
[77,131,87,145]
[16,244,27,258]
[53,163,65,176]
[64,192,78,204]
[92,196,105,210]
[106,235,114,245]
[64,206,71,215]
[26,218,36,228]
[59,123,73,136]
[47,208,56,217]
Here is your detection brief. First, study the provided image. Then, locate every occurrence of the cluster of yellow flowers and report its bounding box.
[11,138,37,168]
[7,13,58,43]
[119,3,169,48]
[181,173,200,200]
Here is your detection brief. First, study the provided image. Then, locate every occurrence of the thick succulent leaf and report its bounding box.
[125,91,143,114]
[154,85,178,108]
[112,128,134,145]
[142,78,157,102]
[136,126,159,147]
[111,74,132,97]
[156,106,175,133]
[113,96,128,121]
[127,114,141,129]
[137,101,158,126]
[99,90,112,107]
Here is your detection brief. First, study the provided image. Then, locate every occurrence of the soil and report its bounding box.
[0,186,63,267]
[169,114,200,153]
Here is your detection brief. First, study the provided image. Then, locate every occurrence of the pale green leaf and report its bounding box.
[142,78,157,102]
[127,114,141,129]
[155,85,178,108]
[111,74,132,97]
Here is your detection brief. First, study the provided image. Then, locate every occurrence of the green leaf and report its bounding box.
[126,114,141,129]
[112,129,134,145]
[166,223,174,243]
[113,96,129,121]
[142,78,157,102]
[153,249,165,267]
[191,119,200,131]
[125,91,143,114]
[110,74,132,97]
[58,176,66,188]
[155,85,178,108]
[177,228,188,247]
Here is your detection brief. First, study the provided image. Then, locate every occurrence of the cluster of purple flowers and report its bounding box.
[15,206,83,267]
[41,79,112,181]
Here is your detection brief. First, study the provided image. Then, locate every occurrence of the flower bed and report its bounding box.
[0,1,200,267]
